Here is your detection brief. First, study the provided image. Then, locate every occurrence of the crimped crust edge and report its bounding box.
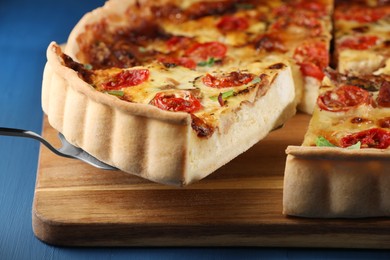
[284,146,390,218]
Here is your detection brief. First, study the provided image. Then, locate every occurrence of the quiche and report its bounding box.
[283,0,390,218]
[43,42,295,185]
[284,72,390,218]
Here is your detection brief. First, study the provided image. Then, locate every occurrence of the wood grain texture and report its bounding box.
[32,114,390,248]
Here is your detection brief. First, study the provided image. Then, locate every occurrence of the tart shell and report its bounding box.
[284,145,390,218]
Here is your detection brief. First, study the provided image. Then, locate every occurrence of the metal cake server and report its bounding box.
[0,127,117,170]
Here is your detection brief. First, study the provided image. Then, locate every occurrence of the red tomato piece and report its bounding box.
[293,41,328,80]
[379,117,390,128]
[294,41,329,69]
[297,14,322,29]
[166,36,193,51]
[335,5,388,23]
[295,1,327,15]
[377,81,390,108]
[271,11,322,31]
[271,14,322,35]
[341,128,390,149]
[185,42,227,62]
[271,1,324,36]
[202,71,254,88]
[150,91,202,113]
[274,1,326,17]
[299,62,325,80]
[102,69,149,90]
[317,85,370,112]
[339,35,379,50]
[217,16,249,32]
[272,4,290,17]
[158,56,197,69]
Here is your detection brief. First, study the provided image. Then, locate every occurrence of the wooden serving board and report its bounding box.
[32,114,390,248]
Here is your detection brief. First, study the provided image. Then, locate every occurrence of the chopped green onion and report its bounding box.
[197,57,219,67]
[250,76,261,84]
[346,141,361,150]
[221,90,234,99]
[210,90,235,101]
[106,90,124,97]
[315,136,336,147]
[315,136,361,150]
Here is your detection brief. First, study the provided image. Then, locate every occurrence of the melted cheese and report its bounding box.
[374,59,390,76]
[338,49,386,75]
[91,60,287,130]
[160,10,267,46]
[334,3,390,77]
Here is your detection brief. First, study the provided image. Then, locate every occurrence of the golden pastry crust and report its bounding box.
[284,146,390,218]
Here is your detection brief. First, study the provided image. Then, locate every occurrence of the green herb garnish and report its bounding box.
[84,64,93,70]
[315,136,361,150]
[106,90,125,97]
[197,57,218,67]
[250,76,261,84]
[210,90,235,101]
[315,136,336,147]
[346,141,361,150]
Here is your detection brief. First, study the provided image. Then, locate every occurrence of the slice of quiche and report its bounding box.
[284,71,390,218]
[43,42,296,185]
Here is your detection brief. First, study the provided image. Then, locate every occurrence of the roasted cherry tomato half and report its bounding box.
[317,85,370,112]
[294,41,329,68]
[202,71,254,88]
[102,69,149,90]
[272,13,321,31]
[150,91,202,113]
[185,42,227,62]
[378,117,390,128]
[158,56,197,69]
[335,5,389,23]
[273,1,327,17]
[293,41,328,80]
[166,36,194,51]
[217,16,249,32]
[338,35,379,50]
[341,128,390,149]
[299,62,325,81]
[295,1,327,15]
[377,82,390,108]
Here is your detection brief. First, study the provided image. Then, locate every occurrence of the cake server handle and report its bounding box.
[0,127,117,170]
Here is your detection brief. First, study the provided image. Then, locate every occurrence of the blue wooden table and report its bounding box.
[1,0,390,259]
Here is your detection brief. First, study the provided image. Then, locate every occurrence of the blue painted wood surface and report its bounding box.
[1,0,390,258]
